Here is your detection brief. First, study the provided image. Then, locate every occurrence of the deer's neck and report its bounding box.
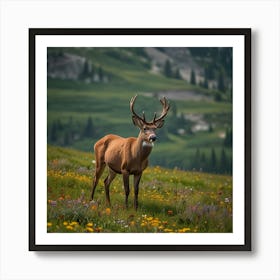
[134,133,153,161]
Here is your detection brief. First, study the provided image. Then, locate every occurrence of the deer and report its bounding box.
[90,95,170,210]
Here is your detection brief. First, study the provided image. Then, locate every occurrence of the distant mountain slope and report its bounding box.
[47,47,232,93]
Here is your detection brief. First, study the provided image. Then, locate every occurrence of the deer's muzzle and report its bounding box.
[148,134,157,142]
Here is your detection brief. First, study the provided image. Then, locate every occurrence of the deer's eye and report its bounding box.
[143,127,147,131]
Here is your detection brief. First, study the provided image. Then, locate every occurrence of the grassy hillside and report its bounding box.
[47,146,232,233]
[47,47,232,174]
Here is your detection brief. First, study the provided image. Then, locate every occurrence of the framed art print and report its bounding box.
[29,28,251,251]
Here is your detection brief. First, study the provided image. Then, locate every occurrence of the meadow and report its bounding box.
[47,146,232,233]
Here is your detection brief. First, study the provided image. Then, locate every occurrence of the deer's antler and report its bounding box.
[130,95,147,123]
[153,96,170,124]
[130,95,170,125]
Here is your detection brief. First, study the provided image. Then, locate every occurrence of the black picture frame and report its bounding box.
[29,28,251,251]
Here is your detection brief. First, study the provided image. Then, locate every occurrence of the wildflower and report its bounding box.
[105,208,111,215]
[47,222,52,227]
[49,200,57,207]
[151,222,159,227]
[86,227,94,232]
[87,222,93,227]
[91,205,97,211]
[167,210,173,216]
[63,221,68,226]
[66,226,74,230]
[70,221,79,226]
[95,227,102,232]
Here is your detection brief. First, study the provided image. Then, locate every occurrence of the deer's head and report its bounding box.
[130,95,170,144]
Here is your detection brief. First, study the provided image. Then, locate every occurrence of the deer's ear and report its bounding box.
[155,119,164,128]
[132,116,144,128]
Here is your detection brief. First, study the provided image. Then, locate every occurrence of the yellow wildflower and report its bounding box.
[91,205,97,211]
[86,227,94,232]
[178,227,191,233]
[105,208,111,215]
[66,226,74,230]
[151,221,159,227]
[87,223,93,227]
[47,222,52,227]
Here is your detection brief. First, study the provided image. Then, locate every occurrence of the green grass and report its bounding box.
[47,146,232,233]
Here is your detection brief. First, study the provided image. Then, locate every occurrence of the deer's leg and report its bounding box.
[122,172,130,209]
[133,173,142,210]
[91,163,105,201]
[104,168,116,206]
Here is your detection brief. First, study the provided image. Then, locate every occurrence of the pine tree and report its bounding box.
[98,66,103,82]
[50,122,58,142]
[215,92,222,102]
[164,60,172,78]
[190,69,196,85]
[210,148,217,173]
[84,117,95,138]
[224,128,233,147]
[218,71,226,92]
[171,101,177,117]
[193,148,200,171]
[203,68,209,89]
[208,123,214,133]
[220,149,228,174]
[80,60,92,80]
[200,152,206,172]
[203,78,209,89]
[64,131,70,146]
[174,68,182,79]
